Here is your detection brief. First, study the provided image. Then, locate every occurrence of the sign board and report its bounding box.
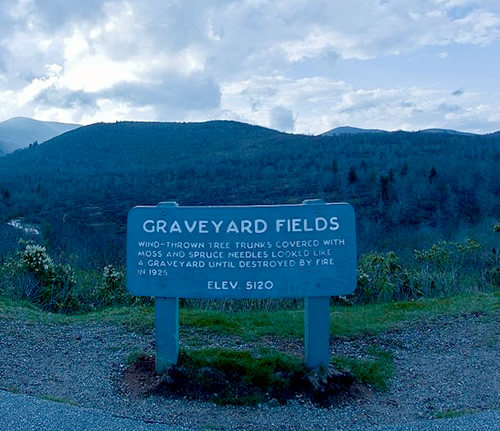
[127,201,357,299]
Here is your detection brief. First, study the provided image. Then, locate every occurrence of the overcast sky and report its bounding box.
[0,0,499,134]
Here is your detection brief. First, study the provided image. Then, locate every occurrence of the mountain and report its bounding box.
[419,128,477,136]
[321,126,387,136]
[0,120,498,265]
[0,117,81,156]
[321,126,480,137]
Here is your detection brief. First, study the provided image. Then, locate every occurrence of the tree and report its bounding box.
[331,158,338,173]
[348,166,357,184]
[429,166,438,184]
[1,187,10,200]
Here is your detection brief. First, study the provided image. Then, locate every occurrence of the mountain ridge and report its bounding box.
[0,117,81,156]
[320,125,486,136]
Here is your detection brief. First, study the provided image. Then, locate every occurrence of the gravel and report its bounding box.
[0,311,498,430]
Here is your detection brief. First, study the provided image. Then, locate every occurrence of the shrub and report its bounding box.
[13,242,79,312]
[414,238,483,295]
[97,264,129,306]
[3,241,79,313]
[355,251,419,303]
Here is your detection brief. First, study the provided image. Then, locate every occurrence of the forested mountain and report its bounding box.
[321,126,387,136]
[322,125,477,137]
[0,117,80,156]
[0,120,498,265]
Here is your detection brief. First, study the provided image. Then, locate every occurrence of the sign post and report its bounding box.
[155,297,179,374]
[127,200,356,372]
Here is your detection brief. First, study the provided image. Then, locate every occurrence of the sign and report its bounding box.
[127,201,357,298]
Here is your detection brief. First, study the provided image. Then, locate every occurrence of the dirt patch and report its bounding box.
[121,354,158,399]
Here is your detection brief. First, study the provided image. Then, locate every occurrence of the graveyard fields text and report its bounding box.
[141,216,340,235]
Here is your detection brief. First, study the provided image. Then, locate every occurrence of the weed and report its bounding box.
[1,384,20,394]
[39,394,78,406]
[126,350,150,365]
[434,408,482,419]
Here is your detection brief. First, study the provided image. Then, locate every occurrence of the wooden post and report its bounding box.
[304,296,330,370]
[154,297,179,374]
[302,199,330,370]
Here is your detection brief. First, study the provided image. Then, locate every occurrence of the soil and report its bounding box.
[0,310,499,430]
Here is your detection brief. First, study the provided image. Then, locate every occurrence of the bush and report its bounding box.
[355,251,419,303]
[12,241,79,313]
[414,238,482,295]
[97,264,129,306]
[353,238,493,305]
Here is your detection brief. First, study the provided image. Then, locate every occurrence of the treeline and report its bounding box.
[0,121,499,267]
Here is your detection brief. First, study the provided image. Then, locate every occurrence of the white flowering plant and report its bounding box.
[98,264,128,305]
[14,240,78,312]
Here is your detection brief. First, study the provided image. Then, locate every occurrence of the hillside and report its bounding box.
[0,120,498,264]
[321,126,387,136]
[322,126,481,137]
[0,117,80,155]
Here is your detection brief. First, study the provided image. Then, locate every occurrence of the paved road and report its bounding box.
[350,410,500,431]
[0,390,187,431]
[1,389,499,430]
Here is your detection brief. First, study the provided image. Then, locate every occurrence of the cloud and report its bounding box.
[101,76,221,112]
[269,106,295,132]
[0,0,499,132]
[34,85,97,110]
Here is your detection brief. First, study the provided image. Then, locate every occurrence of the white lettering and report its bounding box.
[170,220,182,233]
[211,220,224,233]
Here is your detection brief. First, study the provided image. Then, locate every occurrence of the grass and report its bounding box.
[330,291,499,337]
[434,408,485,419]
[180,308,303,339]
[39,394,78,406]
[181,291,499,339]
[0,296,154,332]
[154,347,355,406]
[1,291,498,338]
[331,346,395,391]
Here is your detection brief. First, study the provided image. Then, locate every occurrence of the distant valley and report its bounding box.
[0,120,498,266]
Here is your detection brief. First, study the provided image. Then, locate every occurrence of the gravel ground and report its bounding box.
[0,312,498,430]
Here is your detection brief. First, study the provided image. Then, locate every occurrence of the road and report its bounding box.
[1,389,499,430]
[0,390,186,431]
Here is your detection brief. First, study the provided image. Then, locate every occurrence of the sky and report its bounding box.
[0,0,499,135]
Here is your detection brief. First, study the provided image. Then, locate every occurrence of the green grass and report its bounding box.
[155,347,354,406]
[330,291,499,337]
[1,290,498,339]
[0,296,154,332]
[434,408,484,419]
[39,394,78,406]
[331,346,395,391]
[181,291,499,339]
[180,308,303,339]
